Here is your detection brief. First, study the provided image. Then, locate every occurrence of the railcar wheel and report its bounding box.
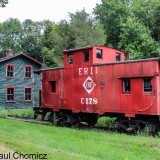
[145,118,160,136]
[147,123,159,137]
[131,125,141,135]
[57,118,67,126]
[114,117,129,133]
[66,114,80,127]
[114,121,127,133]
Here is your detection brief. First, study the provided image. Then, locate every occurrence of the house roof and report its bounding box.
[0,53,42,66]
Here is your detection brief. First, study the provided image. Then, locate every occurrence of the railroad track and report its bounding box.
[6,115,51,125]
[6,115,159,136]
[6,114,115,132]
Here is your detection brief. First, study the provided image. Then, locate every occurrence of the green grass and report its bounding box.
[0,107,34,118]
[0,118,160,160]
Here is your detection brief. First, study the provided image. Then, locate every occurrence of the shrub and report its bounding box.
[0,107,7,118]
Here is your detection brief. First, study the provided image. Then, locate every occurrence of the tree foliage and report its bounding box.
[94,0,130,47]
[94,0,160,59]
[68,9,106,48]
[41,9,106,67]
[118,17,159,59]
[41,22,64,67]
[0,0,8,7]
[0,2,160,67]
[0,18,22,57]
[21,19,43,61]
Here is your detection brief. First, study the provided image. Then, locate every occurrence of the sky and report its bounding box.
[0,0,101,23]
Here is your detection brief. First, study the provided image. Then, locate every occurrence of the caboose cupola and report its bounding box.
[63,46,125,68]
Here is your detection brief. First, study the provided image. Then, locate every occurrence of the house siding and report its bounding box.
[0,56,41,108]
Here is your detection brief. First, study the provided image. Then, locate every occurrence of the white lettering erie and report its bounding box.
[78,67,98,76]
[84,68,88,75]
[90,67,93,74]
[79,68,83,75]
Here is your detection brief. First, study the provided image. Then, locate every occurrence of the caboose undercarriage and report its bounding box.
[33,107,160,136]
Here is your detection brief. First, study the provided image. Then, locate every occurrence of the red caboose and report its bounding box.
[34,46,160,134]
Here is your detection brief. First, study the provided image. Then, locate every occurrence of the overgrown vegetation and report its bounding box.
[0,107,7,118]
[0,107,34,118]
[97,117,116,128]
[0,118,160,160]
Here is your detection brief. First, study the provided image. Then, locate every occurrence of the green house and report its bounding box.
[0,49,42,108]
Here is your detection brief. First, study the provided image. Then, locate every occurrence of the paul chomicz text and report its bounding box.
[0,152,47,159]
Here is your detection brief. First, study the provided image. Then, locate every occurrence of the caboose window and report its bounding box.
[84,51,89,62]
[123,79,131,93]
[50,81,56,93]
[68,54,73,64]
[96,49,103,59]
[116,53,121,61]
[143,78,152,92]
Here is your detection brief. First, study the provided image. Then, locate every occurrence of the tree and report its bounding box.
[152,5,160,41]
[21,19,43,62]
[130,0,160,41]
[94,0,130,47]
[0,0,8,7]
[118,16,159,59]
[41,22,64,67]
[68,9,106,48]
[41,9,106,67]
[0,19,49,62]
[55,20,71,50]
[94,0,160,59]
[0,18,22,57]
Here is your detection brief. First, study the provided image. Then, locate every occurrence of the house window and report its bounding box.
[116,53,121,61]
[50,81,56,93]
[143,78,152,92]
[6,64,15,78]
[6,86,15,102]
[96,49,103,59]
[84,51,89,62]
[68,54,73,64]
[24,87,32,101]
[123,79,131,93]
[24,65,32,78]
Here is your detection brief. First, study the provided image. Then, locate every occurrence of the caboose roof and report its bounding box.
[34,67,63,74]
[63,45,125,54]
[63,46,93,53]
[94,57,160,66]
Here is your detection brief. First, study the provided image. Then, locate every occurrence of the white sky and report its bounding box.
[0,0,101,23]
